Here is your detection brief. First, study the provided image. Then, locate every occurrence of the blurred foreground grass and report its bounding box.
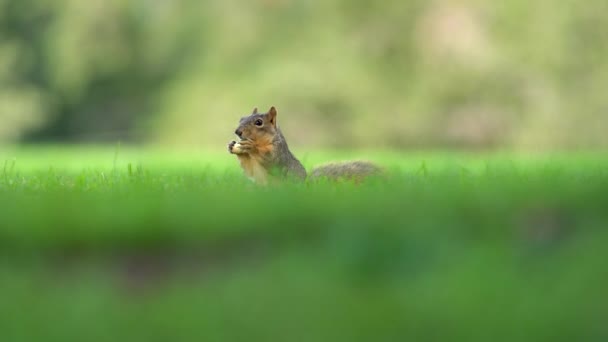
[0,146,607,341]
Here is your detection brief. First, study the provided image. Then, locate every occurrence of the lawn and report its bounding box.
[1,146,607,341]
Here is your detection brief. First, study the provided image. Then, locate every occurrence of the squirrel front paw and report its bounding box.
[230,140,254,154]
[228,140,237,154]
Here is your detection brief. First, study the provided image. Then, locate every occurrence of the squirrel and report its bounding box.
[228,106,381,184]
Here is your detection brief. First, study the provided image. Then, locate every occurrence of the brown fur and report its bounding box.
[229,107,306,184]
[234,135,275,184]
[236,154,269,184]
[228,106,380,184]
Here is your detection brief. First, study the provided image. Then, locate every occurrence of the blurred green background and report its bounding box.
[2,0,607,149]
[2,2,608,341]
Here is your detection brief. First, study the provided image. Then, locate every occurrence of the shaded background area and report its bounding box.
[1,0,607,149]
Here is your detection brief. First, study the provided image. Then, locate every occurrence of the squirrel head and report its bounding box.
[234,106,278,143]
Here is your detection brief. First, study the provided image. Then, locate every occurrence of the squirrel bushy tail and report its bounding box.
[309,161,382,182]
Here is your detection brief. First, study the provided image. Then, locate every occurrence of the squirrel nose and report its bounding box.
[235,129,243,137]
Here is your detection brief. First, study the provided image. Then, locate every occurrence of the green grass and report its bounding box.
[1,146,607,341]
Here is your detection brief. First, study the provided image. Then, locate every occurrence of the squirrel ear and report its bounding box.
[252,107,258,114]
[267,106,277,126]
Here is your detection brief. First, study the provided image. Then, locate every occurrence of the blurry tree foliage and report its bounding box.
[0,0,606,149]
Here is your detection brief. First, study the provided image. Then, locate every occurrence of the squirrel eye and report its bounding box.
[254,119,263,127]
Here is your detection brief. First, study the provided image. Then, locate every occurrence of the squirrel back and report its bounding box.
[228,107,380,184]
